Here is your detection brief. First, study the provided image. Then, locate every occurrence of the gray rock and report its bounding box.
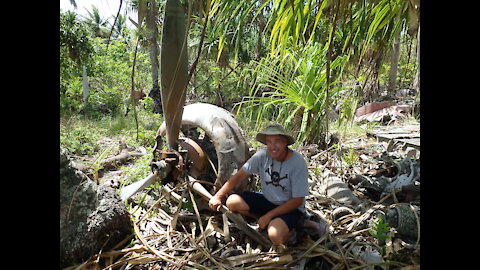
[60,148,132,268]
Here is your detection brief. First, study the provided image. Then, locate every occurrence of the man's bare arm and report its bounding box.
[209,168,249,211]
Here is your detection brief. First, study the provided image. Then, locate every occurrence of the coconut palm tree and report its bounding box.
[60,10,94,108]
[121,0,419,144]
[386,0,420,95]
[113,13,126,38]
[82,4,110,38]
[129,0,163,113]
[68,0,77,9]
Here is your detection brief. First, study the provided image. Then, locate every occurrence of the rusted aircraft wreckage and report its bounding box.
[120,0,271,248]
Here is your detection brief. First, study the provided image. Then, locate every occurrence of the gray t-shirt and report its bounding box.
[242,149,309,213]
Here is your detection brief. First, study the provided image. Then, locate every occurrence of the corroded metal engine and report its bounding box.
[155,102,251,194]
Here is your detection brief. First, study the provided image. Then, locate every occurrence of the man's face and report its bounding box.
[265,134,288,160]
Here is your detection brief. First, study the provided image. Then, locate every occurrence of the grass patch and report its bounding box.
[60,115,105,155]
[60,108,163,156]
[120,146,154,186]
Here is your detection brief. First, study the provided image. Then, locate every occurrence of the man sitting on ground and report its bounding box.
[208,123,326,248]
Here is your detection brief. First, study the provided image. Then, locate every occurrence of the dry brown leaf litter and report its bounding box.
[65,130,420,270]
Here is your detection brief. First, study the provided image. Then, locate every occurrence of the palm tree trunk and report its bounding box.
[82,64,90,108]
[131,38,140,140]
[325,0,340,142]
[412,24,420,92]
[145,0,162,114]
[388,28,401,94]
[254,0,267,61]
[388,2,405,95]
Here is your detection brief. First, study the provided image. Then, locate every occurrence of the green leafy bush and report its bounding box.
[60,125,100,156]
[237,41,348,145]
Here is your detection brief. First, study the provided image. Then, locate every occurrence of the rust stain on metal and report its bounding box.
[179,137,208,179]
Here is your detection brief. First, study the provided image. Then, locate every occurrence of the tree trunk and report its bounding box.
[325,0,340,144]
[101,146,146,170]
[388,29,401,94]
[412,24,420,92]
[254,0,267,60]
[82,64,90,107]
[131,38,140,138]
[146,0,162,114]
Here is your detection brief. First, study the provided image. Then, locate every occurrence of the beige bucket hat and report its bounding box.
[256,123,295,145]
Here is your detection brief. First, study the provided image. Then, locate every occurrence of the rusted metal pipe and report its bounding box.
[188,176,272,249]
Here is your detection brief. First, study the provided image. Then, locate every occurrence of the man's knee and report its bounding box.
[226,194,248,212]
[267,218,291,245]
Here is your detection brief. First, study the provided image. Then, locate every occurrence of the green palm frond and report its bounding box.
[238,41,347,145]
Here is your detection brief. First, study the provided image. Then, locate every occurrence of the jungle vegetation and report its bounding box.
[60,0,420,151]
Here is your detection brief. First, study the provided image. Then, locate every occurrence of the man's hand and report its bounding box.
[257,197,304,231]
[208,168,249,212]
[258,213,273,230]
[208,195,223,211]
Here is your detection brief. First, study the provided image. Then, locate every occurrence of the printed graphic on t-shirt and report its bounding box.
[264,167,288,190]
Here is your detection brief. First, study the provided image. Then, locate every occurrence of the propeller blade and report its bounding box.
[119,160,171,201]
[160,0,189,150]
[120,173,156,201]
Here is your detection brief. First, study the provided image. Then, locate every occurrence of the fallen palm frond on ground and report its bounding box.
[65,123,420,270]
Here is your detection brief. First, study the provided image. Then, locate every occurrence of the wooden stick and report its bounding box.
[286,229,328,267]
[188,177,272,249]
[330,234,350,269]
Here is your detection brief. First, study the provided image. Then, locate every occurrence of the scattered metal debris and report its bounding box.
[355,101,416,124]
